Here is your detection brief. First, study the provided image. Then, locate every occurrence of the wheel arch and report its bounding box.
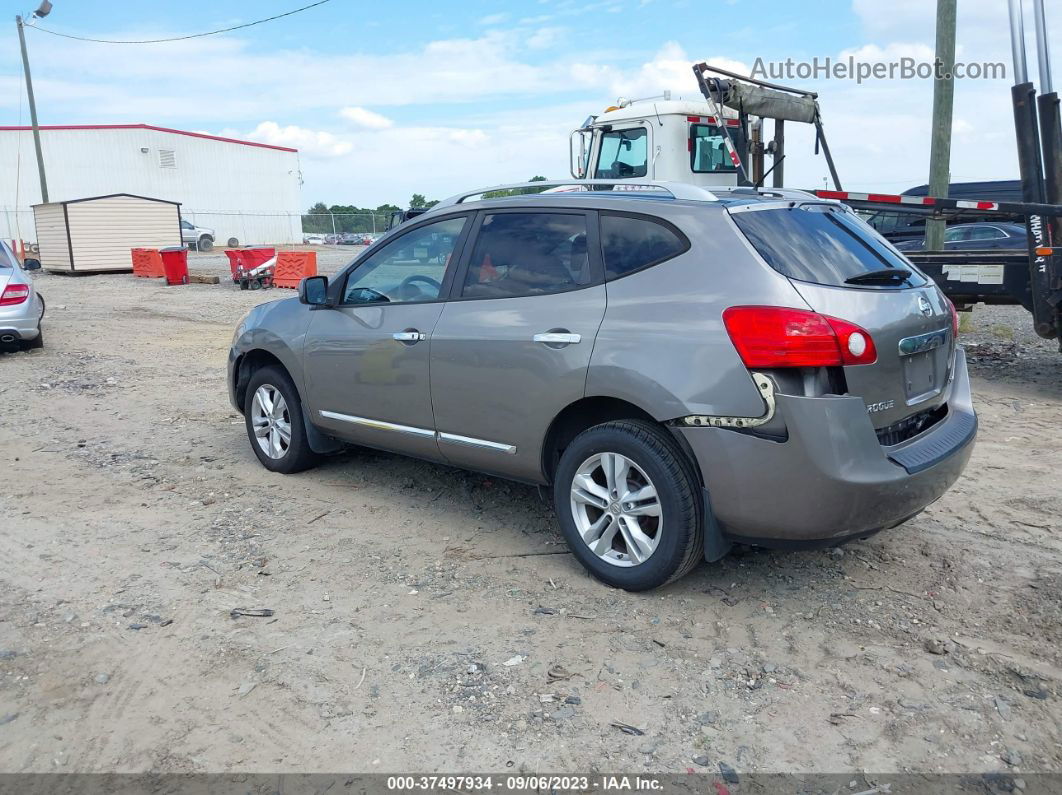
[235,347,343,455]
[234,349,291,414]
[542,395,693,485]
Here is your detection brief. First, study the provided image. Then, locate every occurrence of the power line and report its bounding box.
[25,0,331,44]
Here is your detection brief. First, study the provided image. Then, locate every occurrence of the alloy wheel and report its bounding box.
[569,452,662,567]
[250,384,291,459]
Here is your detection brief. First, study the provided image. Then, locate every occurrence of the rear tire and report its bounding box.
[244,365,319,474]
[553,419,703,591]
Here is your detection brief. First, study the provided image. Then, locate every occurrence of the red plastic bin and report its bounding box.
[160,246,189,285]
[224,247,276,278]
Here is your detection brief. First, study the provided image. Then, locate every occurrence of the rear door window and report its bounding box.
[730,203,927,288]
[600,213,689,280]
[460,212,591,299]
[967,226,1005,240]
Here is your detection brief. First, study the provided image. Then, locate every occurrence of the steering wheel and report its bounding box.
[397,274,441,297]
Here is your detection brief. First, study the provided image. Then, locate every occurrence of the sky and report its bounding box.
[1,0,1059,209]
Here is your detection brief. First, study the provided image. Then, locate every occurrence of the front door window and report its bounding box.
[343,216,467,304]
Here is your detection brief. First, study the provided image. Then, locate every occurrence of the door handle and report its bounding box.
[393,330,426,343]
[533,332,581,345]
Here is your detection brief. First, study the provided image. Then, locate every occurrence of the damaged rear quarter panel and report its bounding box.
[585,205,809,420]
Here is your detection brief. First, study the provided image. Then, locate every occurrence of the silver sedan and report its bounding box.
[0,240,45,352]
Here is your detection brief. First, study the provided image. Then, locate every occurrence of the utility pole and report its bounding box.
[16,9,50,204]
[925,0,956,251]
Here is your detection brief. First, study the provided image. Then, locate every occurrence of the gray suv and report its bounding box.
[228,181,976,591]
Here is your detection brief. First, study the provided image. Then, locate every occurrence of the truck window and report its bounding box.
[596,127,647,178]
[689,123,735,173]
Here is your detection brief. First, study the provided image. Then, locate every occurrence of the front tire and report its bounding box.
[553,420,703,591]
[198,236,214,252]
[244,365,319,473]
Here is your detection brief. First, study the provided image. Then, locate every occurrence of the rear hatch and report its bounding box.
[729,200,954,431]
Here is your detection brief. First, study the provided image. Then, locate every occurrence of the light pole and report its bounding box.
[15,1,54,204]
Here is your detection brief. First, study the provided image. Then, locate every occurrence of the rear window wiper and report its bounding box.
[845,268,912,285]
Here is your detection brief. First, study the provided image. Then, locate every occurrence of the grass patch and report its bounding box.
[989,323,1015,341]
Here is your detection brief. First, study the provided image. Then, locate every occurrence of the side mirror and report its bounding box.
[298,275,329,306]
[22,258,41,271]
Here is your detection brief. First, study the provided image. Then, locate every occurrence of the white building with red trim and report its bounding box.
[1,124,303,245]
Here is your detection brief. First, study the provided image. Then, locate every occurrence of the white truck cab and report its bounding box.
[571,97,742,187]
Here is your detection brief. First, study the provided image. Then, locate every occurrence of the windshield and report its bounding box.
[595,127,648,178]
[690,123,735,173]
[731,203,927,288]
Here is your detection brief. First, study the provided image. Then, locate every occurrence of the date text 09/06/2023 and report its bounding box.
[386,775,667,791]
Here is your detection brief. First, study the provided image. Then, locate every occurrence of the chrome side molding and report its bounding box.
[438,432,517,455]
[318,411,436,439]
[320,411,517,453]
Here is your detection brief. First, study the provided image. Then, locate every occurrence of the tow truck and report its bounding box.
[563,48,1061,349]
[387,7,1061,346]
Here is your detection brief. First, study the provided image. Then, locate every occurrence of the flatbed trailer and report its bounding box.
[809,189,1062,347]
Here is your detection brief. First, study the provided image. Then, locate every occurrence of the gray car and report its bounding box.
[0,240,45,352]
[228,181,976,591]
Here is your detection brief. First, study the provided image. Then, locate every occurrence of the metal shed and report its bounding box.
[31,193,182,273]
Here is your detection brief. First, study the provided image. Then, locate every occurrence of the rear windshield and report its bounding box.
[731,203,926,288]
[0,242,16,269]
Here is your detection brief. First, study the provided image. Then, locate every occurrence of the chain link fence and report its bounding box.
[1,207,36,252]
[3,207,396,250]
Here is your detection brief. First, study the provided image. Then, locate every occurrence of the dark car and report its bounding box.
[893,222,1028,252]
[864,180,1024,243]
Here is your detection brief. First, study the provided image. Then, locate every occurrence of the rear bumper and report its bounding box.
[0,301,42,340]
[679,348,976,545]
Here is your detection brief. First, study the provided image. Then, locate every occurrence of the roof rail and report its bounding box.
[433,179,719,210]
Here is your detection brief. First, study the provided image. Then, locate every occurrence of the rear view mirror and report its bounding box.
[299,275,329,306]
[22,258,41,271]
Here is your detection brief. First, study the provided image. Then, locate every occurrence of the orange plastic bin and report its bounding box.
[131,248,165,278]
[273,251,318,288]
[160,246,189,285]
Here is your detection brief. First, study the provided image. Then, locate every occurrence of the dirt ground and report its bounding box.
[1,251,1059,777]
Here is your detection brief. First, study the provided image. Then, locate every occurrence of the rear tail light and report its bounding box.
[722,306,877,368]
[0,284,29,306]
[946,297,959,339]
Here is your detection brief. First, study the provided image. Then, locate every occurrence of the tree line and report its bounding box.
[303,179,547,234]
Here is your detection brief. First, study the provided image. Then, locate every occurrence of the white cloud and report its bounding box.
[338,106,394,130]
[838,42,935,63]
[605,43,749,102]
[243,122,352,158]
[478,13,509,26]
[7,1,1059,206]
[526,27,566,50]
